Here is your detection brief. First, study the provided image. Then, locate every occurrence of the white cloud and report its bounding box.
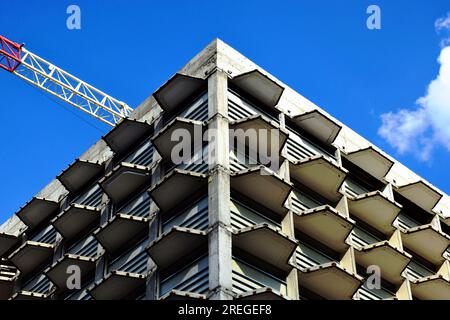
[435,12,450,31]
[378,14,450,161]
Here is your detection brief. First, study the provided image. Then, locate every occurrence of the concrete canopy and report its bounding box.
[0,265,17,300]
[410,275,450,300]
[343,147,393,181]
[354,241,411,285]
[401,225,450,265]
[0,233,20,257]
[230,70,284,109]
[8,241,54,277]
[16,197,59,230]
[10,290,52,300]
[231,166,292,216]
[51,204,100,240]
[233,224,297,272]
[297,262,362,300]
[94,214,149,254]
[293,205,354,253]
[151,117,204,161]
[154,73,206,115]
[148,169,207,213]
[57,159,104,194]
[230,114,288,156]
[160,290,206,300]
[396,181,442,213]
[289,155,347,202]
[237,287,288,300]
[290,110,341,145]
[99,163,151,204]
[103,118,153,155]
[45,254,96,290]
[89,270,146,300]
[146,227,207,270]
[347,191,402,235]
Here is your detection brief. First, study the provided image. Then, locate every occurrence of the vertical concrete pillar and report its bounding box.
[207,70,233,300]
[146,115,163,300]
[278,112,299,299]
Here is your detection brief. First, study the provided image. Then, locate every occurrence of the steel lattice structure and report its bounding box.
[0,35,132,126]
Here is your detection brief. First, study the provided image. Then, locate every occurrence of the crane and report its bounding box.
[0,34,133,126]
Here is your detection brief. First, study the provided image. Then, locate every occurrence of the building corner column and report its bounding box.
[207,70,233,300]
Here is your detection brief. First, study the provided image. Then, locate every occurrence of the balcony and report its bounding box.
[289,109,341,145]
[154,73,206,116]
[289,155,347,202]
[45,236,98,291]
[398,217,450,265]
[147,227,207,270]
[100,162,152,204]
[232,258,288,300]
[295,245,362,299]
[285,125,337,163]
[231,166,292,216]
[230,199,281,232]
[396,181,442,214]
[148,169,208,213]
[0,263,18,299]
[64,287,93,300]
[347,191,402,235]
[159,255,208,300]
[51,204,100,240]
[233,224,297,272]
[15,197,59,230]
[162,197,208,233]
[57,159,104,194]
[11,274,53,300]
[342,147,393,181]
[293,205,354,253]
[0,232,20,258]
[404,260,450,300]
[103,118,153,156]
[90,241,148,300]
[8,226,57,277]
[352,230,412,285]
[89,271,146,300]
[229,114,288,161]
[151,117,204,161]
[357,282,396,300]
[94,214,149,254]
[230,70,284,109]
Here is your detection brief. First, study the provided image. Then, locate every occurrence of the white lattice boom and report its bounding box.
[0,35,133,126]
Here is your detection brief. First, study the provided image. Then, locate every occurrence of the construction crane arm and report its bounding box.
[0,35,132,126]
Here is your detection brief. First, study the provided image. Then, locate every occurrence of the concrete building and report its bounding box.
[1,39,450,300]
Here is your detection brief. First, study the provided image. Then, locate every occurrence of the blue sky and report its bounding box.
[0,0,449,224]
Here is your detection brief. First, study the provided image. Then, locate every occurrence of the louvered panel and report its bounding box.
[181,93,208,122]
[32,225,57,244]
[119,192,152,218]
[159,256,209,297]
[124,139,155,167]
[230,200,280,232]
[73,184,103,207]
[162,198,208,232]
[231,258,287,295]
[295,244,334,270]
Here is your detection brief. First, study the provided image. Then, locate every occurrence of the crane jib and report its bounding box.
[0,35,23,72]
[0,34,133,126]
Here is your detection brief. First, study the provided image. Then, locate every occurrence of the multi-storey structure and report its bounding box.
[1,39,450,300]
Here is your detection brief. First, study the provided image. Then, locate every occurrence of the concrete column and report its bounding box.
[94,158,114,283]
[146,118,163,300]
[278,110,299,300]
[207,70,233,300]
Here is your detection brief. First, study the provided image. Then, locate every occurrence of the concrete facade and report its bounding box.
[0,39,449,300]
